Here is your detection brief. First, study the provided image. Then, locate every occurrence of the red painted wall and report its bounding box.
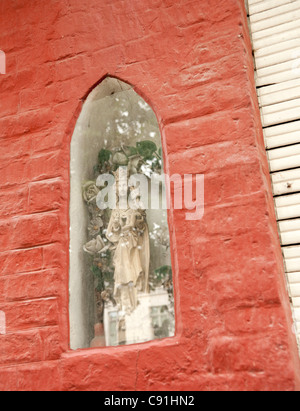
[0,0,300,391]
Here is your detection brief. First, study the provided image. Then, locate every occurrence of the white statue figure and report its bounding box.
[106,170,150,314]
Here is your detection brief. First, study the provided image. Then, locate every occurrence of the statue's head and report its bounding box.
[113,167,130,198]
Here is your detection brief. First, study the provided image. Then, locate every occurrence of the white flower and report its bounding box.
[82,181,99,204]
[83,235,106,255]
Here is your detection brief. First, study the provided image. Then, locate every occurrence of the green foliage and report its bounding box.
[91,265,104,292]
[136,140,157,160]
[150,156,159,170]
[154,265,172,282]
[97,141,162,176]
[122,145,138,157]
[98,149,112,165]
[103,271,113,283]
[103,249,112,266]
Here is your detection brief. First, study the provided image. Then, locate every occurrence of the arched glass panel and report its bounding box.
[69,77,175,349]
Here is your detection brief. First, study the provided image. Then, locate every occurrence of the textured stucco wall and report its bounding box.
[0,0,299,391]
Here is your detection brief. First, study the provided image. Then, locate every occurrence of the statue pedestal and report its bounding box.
[90,323,106,348]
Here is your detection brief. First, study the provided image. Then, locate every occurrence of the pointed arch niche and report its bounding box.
[69,77,175,350]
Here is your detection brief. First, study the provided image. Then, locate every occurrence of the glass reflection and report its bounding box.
[70,78,174,348]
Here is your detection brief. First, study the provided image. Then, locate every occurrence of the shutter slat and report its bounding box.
[275,194,300,220]
[262,97,300,114]
[272,169,300,195]
[258,79,300,107]
[273,180,300,196]
[256,60,300,87]
[292,297,300,307]
[258,77,300,96]
[268,144,300,161]
[266,130,300,150]
[255,45,300,70]
[288,272,300,282]
[294,307,300,320]
[255,38,300,59]
[283,245,300,259]
[250,6,300,33]
[249,0,297,16]
[253,25,300,50]
[252,18,300,41]
[276,194,300,208]
[279,218,300,232]
[281,232,300,246]
[248,0,267,4]
[256,70,299,88]
[262,109,300,127]
[269,154,300,172]
[283,245,300,272]
[250,1,300,23]
[279,219,300,245]
[264,119,300,136]
[290,283,300,297]
[277,204,300,220]
[286,258,300,272]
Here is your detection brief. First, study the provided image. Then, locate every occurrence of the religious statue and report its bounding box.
[82,141,174,347]
[106,169,150,314]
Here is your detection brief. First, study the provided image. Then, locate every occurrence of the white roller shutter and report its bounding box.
[247,0,300,350]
